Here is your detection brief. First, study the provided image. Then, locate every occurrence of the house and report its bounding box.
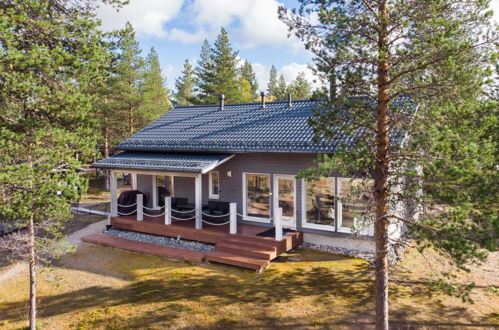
[89,95,404,271]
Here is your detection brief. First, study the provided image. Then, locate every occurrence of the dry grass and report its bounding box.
[0,243,497,329]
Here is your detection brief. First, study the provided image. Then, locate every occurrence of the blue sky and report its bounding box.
[96,0,499,92]
[96,0,317,91]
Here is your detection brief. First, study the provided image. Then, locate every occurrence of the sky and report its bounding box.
[96,0,499,92]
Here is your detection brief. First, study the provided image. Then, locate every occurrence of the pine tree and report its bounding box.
[240,60,259,100]
[195,39,214,103]
[267,65,279,99]
[0,1,115,328]
[288,71,311,99]
[141,47,172,121]
[196,28,243,104]
[112,23,145,135]
[280,1,497,328]
[275,74,288,100]
[175,59,196,106]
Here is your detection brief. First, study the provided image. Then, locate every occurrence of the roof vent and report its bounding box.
[288,93,292,108]
[260,91,266,109]
[219,94,225,110]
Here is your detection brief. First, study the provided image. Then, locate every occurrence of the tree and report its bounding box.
[141,47,172,121]
[112,23,145,135]
[279,1,497,329]
[175,59,197,106]
[275,74,289,100]
[196,28,242,103]
[288,71,311,99]
[240,60,259,100]
[0,1,115,328]
[195,39,214,103]
[267,65,279,99]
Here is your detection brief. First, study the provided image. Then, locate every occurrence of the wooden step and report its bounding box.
[224,236,280,251]
[205,251,269,273]
[81,234,205,263]
[214,242,275,260]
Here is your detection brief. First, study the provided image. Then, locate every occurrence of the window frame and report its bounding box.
[208,170,220,199]
[153,175,174,209]
[301,177,338,232]
[337,177,374,235]
[242,172,271,223]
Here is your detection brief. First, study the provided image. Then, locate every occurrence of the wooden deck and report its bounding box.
[82,215,303,272]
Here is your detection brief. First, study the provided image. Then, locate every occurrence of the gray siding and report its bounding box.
[173,176,195,202]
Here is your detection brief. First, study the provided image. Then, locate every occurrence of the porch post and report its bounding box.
[165,196,172,225]
[229,203,237,234]
[136,194,143,221]
[110,172,118,217]
[275,207,283,241]
[195,173,202,230]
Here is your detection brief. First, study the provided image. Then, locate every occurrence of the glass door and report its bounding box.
[273,175,296,229]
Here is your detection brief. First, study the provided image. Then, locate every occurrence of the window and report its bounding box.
[276,176,295,218]
[155,175,173,207]
[303,177,336,230]
[244,173,270,220]
[209,171,220,199]
[339,178,374,233]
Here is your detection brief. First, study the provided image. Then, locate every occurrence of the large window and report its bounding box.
[303,177,336,230]
[339,178,373,232]
[209,171,220,199]
[155,175,173,207]
[244,173,270,220]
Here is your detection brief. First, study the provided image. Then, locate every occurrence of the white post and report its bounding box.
[151,175,157,209]
[165,196,172,225]
[195,174,202,230]
[110,172,118,217]
[137,194,143,221]
[275,207,283,241]
[229,203,237,234]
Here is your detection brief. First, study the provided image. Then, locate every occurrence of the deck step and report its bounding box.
[205,251,269,272]
[215,242,276,260]
[224,236,280,250]
[81,234,205,263]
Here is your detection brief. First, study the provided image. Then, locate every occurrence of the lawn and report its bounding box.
[0,243,497,329]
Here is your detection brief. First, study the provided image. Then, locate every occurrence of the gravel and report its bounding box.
[103,228,214,253]
[302,242,375,262]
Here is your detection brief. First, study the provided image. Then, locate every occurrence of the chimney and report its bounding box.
[287,93,292,108]
[219,94,225,110]
[260,91,266,109]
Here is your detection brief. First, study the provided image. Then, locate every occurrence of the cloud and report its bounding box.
[249,62,321,92]
[96,0,184,38]
[169,0,306,52]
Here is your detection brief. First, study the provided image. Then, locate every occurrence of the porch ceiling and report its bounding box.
[92,152,234,174]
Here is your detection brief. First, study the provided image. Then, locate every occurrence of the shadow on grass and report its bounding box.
[1,246,495,329]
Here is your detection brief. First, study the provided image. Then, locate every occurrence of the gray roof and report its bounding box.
[92,152,234,173]
[117,100,336,153]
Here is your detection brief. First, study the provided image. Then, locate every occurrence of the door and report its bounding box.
[273,175,296,229]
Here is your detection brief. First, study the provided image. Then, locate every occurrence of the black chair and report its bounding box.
[170,197,190,218]
[117,190,149,215]
[202,201,230,224]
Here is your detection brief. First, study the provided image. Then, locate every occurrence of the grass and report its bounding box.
[0,244,497,329]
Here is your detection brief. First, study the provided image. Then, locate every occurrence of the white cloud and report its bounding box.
[252,63,271,92]
[96,0,184,38]
[281,63,321,89]
[168,28,207,44]
[492,0,499,23]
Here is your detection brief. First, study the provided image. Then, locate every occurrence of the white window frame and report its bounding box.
[242,172,271,223]
[208,171,220,199]
[273,174,297,229]
[301,177,338,232]
[337,177,374,235]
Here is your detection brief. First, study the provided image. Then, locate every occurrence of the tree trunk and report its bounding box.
[28,213,36,330]
[375,1,390,329]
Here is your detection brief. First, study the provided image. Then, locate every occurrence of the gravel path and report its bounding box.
[103,228,214,253]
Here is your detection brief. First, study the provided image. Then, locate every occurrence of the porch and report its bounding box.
[83,214,302,272]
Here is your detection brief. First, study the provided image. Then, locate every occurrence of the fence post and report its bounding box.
[137,194,143,221]
[165,196,172,225]
[229,203,237,234]
[275,207,283,241]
